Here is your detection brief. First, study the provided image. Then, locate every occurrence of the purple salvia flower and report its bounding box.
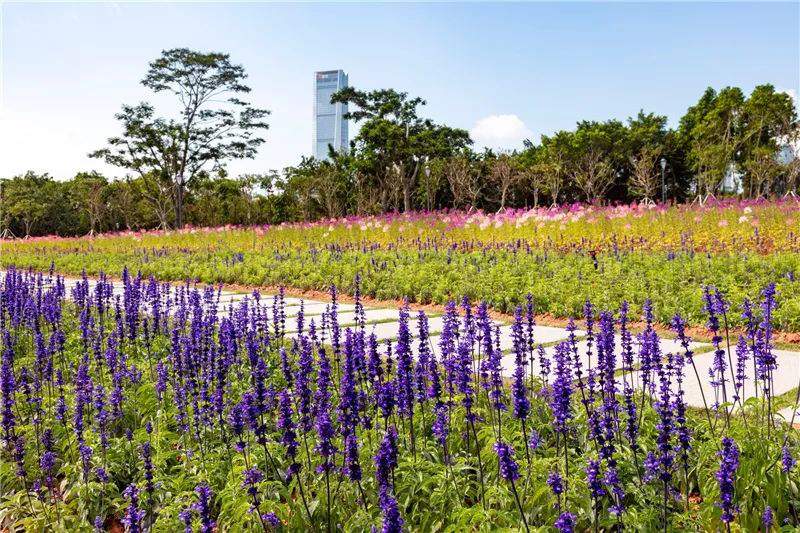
[263,512,280,528]
[179,508,193,533]
[229,400,247,452]
[295,338,314,434]
[1,333,17,441]
[277,390,300,481]
[414,311,431,405]
[494,441,520,482]
[13,435,26,480]
[550,342,573,435]
[757,284,777,397]
[193,483,216,533]
[547,470,564,496]
[40,429,57,493]
[703,286,730,409]
[394,303,415,421]
[122,484,145,533]
[367,332,383,385]
[585,458,606,500]
[432,402,449,450]
[439,301,459,397]
[781,445,795,473]
[555,512,576,533]
[604,467,625,516]
[716,437,740,524]
[141,440,155,503]
[511,307,530,423]
[528,430,540,451]
[374,426,403,533]
[733,336,749,403]
[242,466,264,508]
[456,335,476,422]
[763,505,774,530]
[314,408,337,474]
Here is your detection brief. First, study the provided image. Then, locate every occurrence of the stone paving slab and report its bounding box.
[495,324,579,351]
[652,349,800,408]
[776,406,800,425]
[333,309,404,326]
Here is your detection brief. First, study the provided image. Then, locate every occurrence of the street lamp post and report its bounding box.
[659,158,667,204]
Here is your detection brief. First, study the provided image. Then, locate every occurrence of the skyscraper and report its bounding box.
[313,70,349,160]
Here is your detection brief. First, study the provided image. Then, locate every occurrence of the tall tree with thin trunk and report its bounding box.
[91,48,270,228]
[628,146,661,201]
[489,153,519,211]
[445,154,482,209]
[571,149,615,202]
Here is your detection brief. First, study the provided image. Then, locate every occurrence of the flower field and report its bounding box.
[2,199,800,330]
[0,266,799,532]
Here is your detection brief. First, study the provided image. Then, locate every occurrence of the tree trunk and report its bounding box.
[500,185,508,210]
[403,186,412,213]
[175,181,184,229]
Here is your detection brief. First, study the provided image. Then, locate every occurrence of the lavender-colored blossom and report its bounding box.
[555,511,576,533]
[122,484,145,533]
[141,440,155,501]
[374,426,403,533]
[263,512,280,528]
[494,441,520,482]
[547,470,564,496]
[511,307,530,422]
[585,458,606,501]
[179,508,193,533]
[550,342,573,434]
[193,483,216,533]
[763,505,774,530]
[242,466,264,506]
[716,437,740,524]
[781,445,795,473]
[432,402,449,450]
[528,430,540,451]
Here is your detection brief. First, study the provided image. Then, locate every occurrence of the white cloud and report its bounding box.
[469,114,532,150]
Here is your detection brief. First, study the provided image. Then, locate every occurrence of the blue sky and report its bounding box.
[1,2,798,180]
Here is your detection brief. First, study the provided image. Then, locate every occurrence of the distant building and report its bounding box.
[313,70,349,160]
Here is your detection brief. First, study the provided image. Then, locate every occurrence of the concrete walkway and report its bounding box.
[8,270,800,410]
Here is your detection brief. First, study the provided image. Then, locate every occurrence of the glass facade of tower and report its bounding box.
[313,70,349,160]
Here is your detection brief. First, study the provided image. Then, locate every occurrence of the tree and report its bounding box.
[1,172,57,237]
[136,171,174,229]
[628,145,661,201]
[538,133,570,205]
[71,171,108,235]
[444,153,481,210]
[237,173,274,225]
[91,48,270,228]
[488,153,520,210]
[105,178,141,231]
[740,85,798,196]
[686,87,745,197]
[332,87,471,212]
[571,148,615,202]
[743,147,781,198]
[417,157,444,212]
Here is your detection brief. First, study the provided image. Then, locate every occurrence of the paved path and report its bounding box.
[6,270,800,410]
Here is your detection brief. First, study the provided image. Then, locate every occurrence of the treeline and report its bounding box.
[0,171,283,237]
[1,83,797,237]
